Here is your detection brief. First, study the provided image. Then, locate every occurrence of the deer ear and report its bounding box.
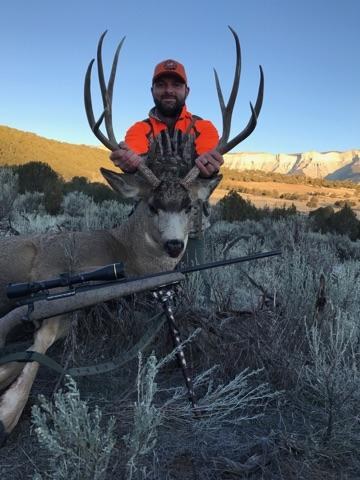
[188,174,222,201]
[100,168,153,199]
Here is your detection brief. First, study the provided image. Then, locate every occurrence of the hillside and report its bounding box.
[0,125,110,182]
[0,125,359,184]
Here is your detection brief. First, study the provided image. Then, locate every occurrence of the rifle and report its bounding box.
[7,249,281,301]
[1,249,281,411]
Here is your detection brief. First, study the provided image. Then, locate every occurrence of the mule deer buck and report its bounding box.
[0,26,263,443]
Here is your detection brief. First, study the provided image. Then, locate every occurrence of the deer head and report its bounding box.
[100,166,220,258]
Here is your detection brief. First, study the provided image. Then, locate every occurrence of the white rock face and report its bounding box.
[224,150,360,181]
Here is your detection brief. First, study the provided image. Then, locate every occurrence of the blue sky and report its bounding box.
[0,0,358,154]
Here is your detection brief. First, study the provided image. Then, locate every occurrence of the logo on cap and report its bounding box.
[162,60,178,71]
[153,59,187,83]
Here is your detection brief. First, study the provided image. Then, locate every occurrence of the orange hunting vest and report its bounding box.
[124,106,219,155]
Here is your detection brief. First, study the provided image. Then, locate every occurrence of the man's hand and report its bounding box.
[195,149,224,178]
[109,141,142,173]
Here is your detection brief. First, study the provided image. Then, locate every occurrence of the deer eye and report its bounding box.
[149,204,158,215]
[185,205,192,214]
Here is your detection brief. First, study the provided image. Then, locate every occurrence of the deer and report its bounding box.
[0,26,264,444]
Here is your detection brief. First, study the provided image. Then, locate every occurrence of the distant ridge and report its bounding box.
[225,150,360,182]
[0,125,359,183]
[0,125,109,182]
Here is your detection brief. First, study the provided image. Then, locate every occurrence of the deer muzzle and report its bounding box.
[164,239,185,258]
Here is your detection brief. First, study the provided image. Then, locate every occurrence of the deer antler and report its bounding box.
[181,26,264,188]
[84,31,161,188]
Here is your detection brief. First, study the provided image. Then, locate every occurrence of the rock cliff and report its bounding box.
[224,150,360,181]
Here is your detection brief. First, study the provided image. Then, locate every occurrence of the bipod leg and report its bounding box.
[152,287,199,415]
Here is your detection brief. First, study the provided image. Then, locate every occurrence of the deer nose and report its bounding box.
[164,239,184,258]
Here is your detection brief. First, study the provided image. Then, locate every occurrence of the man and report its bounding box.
[110,59,223,175]
[110,59,224,267]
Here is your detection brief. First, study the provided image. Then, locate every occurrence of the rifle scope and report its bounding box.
[6,262,125,300]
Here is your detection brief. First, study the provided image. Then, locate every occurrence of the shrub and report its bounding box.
[59,197,132,231]
[15,161,63,194]
[300,312,360,446]
[64,176,118,203]
[310,204,360,241]
[43,181,63,215]
[307,196,319,208]
[31,375,116,480]
[218,190,260,222]
[334,199,356,208]
[14,161,64,215]
[0,167,18,220]
[61,191,94,217]
[13,191,45,214]
[123,353,163,479]
[330,204,360,240]
[270,203,297,220]
[279,192,301,200]
[309,206,335,234]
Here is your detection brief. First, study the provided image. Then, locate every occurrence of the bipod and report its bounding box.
[152,285,200,416]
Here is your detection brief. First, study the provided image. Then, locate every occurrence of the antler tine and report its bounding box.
[180,134,199,188]
[216,26,264,155]
[137,162,162,187]
[163,130,173,156]
[156,134,164,158]
[180,165,200,188]
[97,31,125,146]
[215,25,241,148]
[172,130,178,156]
[84,59,116,150]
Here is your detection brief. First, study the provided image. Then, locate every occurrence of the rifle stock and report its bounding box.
[1,271,185,341]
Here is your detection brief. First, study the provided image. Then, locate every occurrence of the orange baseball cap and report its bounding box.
[152,59,187,84]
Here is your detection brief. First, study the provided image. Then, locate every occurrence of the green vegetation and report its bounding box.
[14,161,63,194]
[218,189,360,241]
[218,189,261,221]
[5,162,118,215]
[218,189,298,222]
[63,176,118,202]
[310,203,360,241]
[13,161,64,214]
[0,167,18,221]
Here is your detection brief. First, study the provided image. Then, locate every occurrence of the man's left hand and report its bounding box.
[195,149,224,178]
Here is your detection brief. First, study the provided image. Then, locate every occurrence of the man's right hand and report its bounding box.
[109,141,142,173]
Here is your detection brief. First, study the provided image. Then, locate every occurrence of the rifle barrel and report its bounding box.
[180,249,282,274]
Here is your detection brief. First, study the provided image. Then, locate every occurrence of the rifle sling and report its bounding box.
[0,312,166,376]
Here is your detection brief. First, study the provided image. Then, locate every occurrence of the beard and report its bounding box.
[153,96,185,117]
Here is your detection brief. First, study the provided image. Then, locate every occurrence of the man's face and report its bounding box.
[151,75,189,117]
